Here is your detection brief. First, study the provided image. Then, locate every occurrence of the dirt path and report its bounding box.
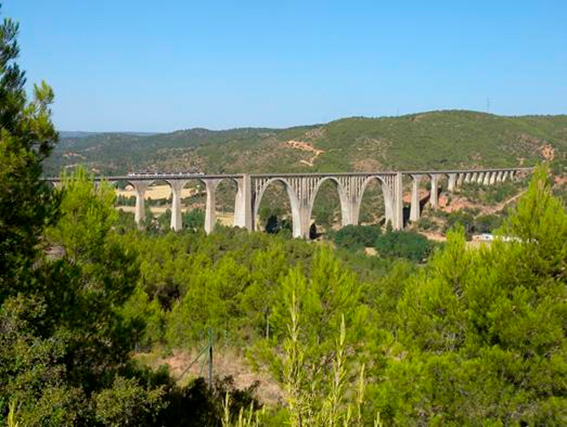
[136,349,282,406]
[285,140,324,167]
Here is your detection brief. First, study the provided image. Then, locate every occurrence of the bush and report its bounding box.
[474,214,503,233]
[416,216,438,231]
[444,209,476,237]
[264,214,292,235]
[183,209,205,230]
[375,229,432,262]
[332,225,381,251]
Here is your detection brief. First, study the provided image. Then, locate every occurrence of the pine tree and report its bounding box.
[379,166,567,424]
[0,6,60,304]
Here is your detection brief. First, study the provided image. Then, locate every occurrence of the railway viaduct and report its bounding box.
[46,168,530,239]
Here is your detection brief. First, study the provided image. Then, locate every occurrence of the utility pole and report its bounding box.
[208,327,213,387]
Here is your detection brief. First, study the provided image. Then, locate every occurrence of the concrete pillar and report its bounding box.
[340,199,354,227]
[133,181,150,228]
[291,197,305,239]
[457,173,465,186]
[475,172,482,184]
[347,198,358,226]
[448,173,457,192]
[169,180,187,231]
[483,172,491,186]
[346,197,360,226]
[496,171,503,183]
[234,175,253,230]
[465,173,472,183]
[383,186,393,225]
[410,174,422,222]
[502,170,509,182]
[298,179,311,239]
[430,174,440,208]
[489,172,497,185]
[298,209,310,239]
[204,179,221,234]
[286,188,306,239]
[392,172,404,230]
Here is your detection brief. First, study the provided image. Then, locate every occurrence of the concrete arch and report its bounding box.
[173,178,218,233]
[121,180,141,190]
[253,177,302,238]
[426,173,445,209]
[355,175,392,226]
[211,177,240,227]
[307,176,350,228]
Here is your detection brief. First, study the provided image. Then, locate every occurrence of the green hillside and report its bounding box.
[45,110,567,176]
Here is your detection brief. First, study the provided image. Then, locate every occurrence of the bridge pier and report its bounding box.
[204,179,221,234]
[345,197,360,226]
[298,206,311,239]
[383,185,393,225]
[168,180,187,231]
[410,174,422,222]
[234,174,253,230]
[448,173,457,192]
[392,172,403,229]
[430,174,440,208]
[132,181,150,228]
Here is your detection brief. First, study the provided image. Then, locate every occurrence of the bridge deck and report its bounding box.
[43,167,533,182]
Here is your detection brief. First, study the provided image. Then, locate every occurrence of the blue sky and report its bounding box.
[5,0,567,132]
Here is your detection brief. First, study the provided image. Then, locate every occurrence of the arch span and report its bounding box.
[215,177,240,227]
[307,176,351,231]
[253,178,302,238]
[355,175,393,226]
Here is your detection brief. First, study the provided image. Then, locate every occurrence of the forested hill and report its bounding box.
[46,110,567,175]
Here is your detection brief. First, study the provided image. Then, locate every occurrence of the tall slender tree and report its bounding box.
[0,4,60,304]
[0,7,167,425]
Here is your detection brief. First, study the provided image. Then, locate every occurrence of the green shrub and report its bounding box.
[183,209,205,230]
[416,216,437,231]
[473,213,503,233]
[375,229,432,262]
[332,225,382,251]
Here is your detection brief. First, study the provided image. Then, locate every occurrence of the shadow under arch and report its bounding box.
[159,176,249,232]
[253,177,302,238]
[306,176,350,235]
[356,175,393,227]
[174,178,206,230]
[111,179,140,214]
[215,177,240,227]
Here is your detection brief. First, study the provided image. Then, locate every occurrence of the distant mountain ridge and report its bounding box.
[59,131,159,139]
[45,110,567,176]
